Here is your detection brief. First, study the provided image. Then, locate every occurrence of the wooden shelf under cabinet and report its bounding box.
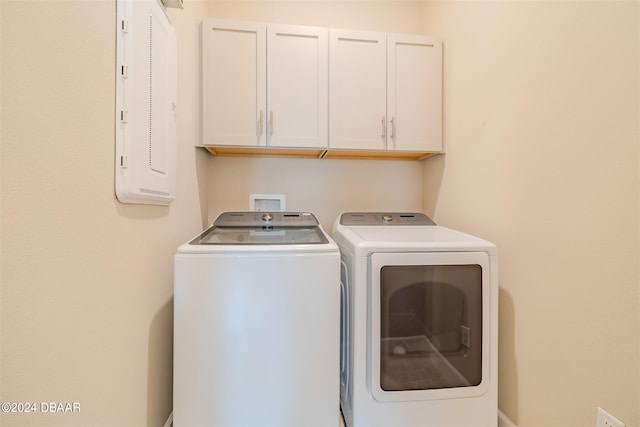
[205,147,326,159]
[203,146,438,161]
[322,150,436,161]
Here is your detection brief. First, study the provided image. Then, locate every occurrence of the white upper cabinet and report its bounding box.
[329,29,386,151]
[202,20,328,150]
[202,20,442,159]
[267,25,328,149]
[387,34,442,152]
[202,20,266,147]
[329,29,442,154]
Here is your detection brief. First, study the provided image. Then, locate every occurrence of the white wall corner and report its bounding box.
[499,410,518,427]
[163,411,173,427]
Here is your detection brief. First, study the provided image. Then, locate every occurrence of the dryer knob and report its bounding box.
[382,214,393,223]
[262,213,273,222]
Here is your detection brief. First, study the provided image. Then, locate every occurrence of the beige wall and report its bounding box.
[423,1,640,426]
[207,157,424,230]
[205,0,426,33]
[0,1,207,426]
[1,1,638,427]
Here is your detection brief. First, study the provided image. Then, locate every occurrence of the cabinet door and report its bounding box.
[202,20,266,147]
[267,25,328,148]
[329,29,386,150]
[387,34,442,152]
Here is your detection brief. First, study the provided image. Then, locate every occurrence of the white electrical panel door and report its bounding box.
[329,29,386,150]
[115,0,177,205]
[202,20,267,147]
[387,34,442,152]
[267,25,328,149]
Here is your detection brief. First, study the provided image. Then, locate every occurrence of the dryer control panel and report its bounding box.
[339,212,436,226]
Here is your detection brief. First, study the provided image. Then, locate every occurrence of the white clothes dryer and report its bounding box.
[174,211,341,427]
[333,212,498,427]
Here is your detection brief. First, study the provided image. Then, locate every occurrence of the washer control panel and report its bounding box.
[214,211,319,228]
[339,212,436,226]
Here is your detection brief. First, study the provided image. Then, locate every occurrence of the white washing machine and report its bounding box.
[174,211,341,427]
[333,212,498,427]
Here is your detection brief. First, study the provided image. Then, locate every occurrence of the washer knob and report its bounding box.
[262,213,273,222]
[382,214,393,223]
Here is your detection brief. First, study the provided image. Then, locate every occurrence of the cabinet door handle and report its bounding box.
[390,116,395,140]
[269,111,274,136]
[381,116,386,140]
[259,110,264,136]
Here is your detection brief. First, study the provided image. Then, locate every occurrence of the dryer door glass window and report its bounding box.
[379,264,482,391]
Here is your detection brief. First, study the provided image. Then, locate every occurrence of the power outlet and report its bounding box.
[596,407,625,427]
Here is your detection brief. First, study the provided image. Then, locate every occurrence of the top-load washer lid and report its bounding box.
[189,211,329,245]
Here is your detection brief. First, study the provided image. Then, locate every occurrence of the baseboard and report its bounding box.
[498,410,517,427]
[166,409,513,427]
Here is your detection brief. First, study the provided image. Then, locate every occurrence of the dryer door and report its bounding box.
[369,251,491,402]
